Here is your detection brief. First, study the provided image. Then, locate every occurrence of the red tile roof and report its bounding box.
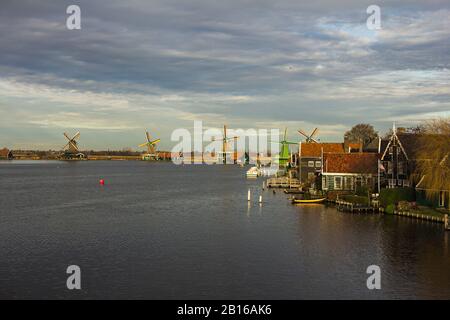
[300,143,345,157]
[323,153,379,174]
[0,148,11,158]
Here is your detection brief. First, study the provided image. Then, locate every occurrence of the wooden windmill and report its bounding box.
[63,132,80,153]
[298,127,319,143]
[273,128,298,167]
[211,125,238,164]
[61,131,85,159]
[139,130,160,160]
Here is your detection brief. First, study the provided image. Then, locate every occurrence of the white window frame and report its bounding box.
[439,191,445,207]
[308,161,314,168]
[344,176,353,190]
[315,161,321,168]
[334,176,342,190]
[398,161,404,175]
[322,176,328,190]
[388,179,396,188]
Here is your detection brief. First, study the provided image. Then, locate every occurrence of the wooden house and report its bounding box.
[299,143,344,184]
[298,141,362,184]
[416,177,449,210]
[321,153,379,192]
[415,154,450,210]
[380,127,421,188]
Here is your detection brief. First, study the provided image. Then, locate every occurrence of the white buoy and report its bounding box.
[259,195,262,203]
[248,189,251,201]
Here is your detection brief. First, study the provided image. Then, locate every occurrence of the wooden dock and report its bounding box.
[266,177,301,189]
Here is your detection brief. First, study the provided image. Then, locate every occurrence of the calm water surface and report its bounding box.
[0,161,449,299]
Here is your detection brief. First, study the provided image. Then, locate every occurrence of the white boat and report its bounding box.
[246,166,259,178]
[260,167,278,177]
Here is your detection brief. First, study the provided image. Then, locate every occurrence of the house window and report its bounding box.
[355,176,362,188]
[398,161,404,175]
[344,176,353,190]
[403,179,410,187]
[334,176,342,190]
[307,172,315,181]
[388,179,396,188]
[387,162,393,174]
[367,177,372,189]
[322,176,328,190]
[308,161,314,167]
[389,146,393,155]
[439,191,445,207]
[315,161,321,168]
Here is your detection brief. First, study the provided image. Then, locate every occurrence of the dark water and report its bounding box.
[0,161,449,299]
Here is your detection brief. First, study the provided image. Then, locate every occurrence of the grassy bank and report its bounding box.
[407,206,447,219]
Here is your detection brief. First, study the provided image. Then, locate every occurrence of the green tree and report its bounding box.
[344,124,379,148]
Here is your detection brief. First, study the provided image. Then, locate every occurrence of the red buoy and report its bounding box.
[99,179,105,185]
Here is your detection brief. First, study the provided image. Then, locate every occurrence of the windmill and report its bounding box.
[211,125,238,164]
[298,127,319,143]
[272,128,298,167]
[139,130,160,160]
[61,131,85,159]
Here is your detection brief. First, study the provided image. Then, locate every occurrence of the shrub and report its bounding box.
[397,201,411,211]
[380,188,415,208]
[386,204,395,214]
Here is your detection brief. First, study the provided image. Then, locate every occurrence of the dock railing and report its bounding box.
[266,177,301,188]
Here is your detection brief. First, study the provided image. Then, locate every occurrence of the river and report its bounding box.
[0,161,449,299]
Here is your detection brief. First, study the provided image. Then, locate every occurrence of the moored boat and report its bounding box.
[246,166,259,178]
[291,197,326,204]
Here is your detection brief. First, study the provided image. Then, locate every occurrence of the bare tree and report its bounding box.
[416,118,450,199]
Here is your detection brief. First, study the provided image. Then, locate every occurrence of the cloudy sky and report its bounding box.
[0,0,449,150]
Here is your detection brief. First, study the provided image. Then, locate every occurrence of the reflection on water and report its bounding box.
[0,161,449,299]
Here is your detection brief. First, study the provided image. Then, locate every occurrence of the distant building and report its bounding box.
[321,153,379,192]
[0,148,13,160]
